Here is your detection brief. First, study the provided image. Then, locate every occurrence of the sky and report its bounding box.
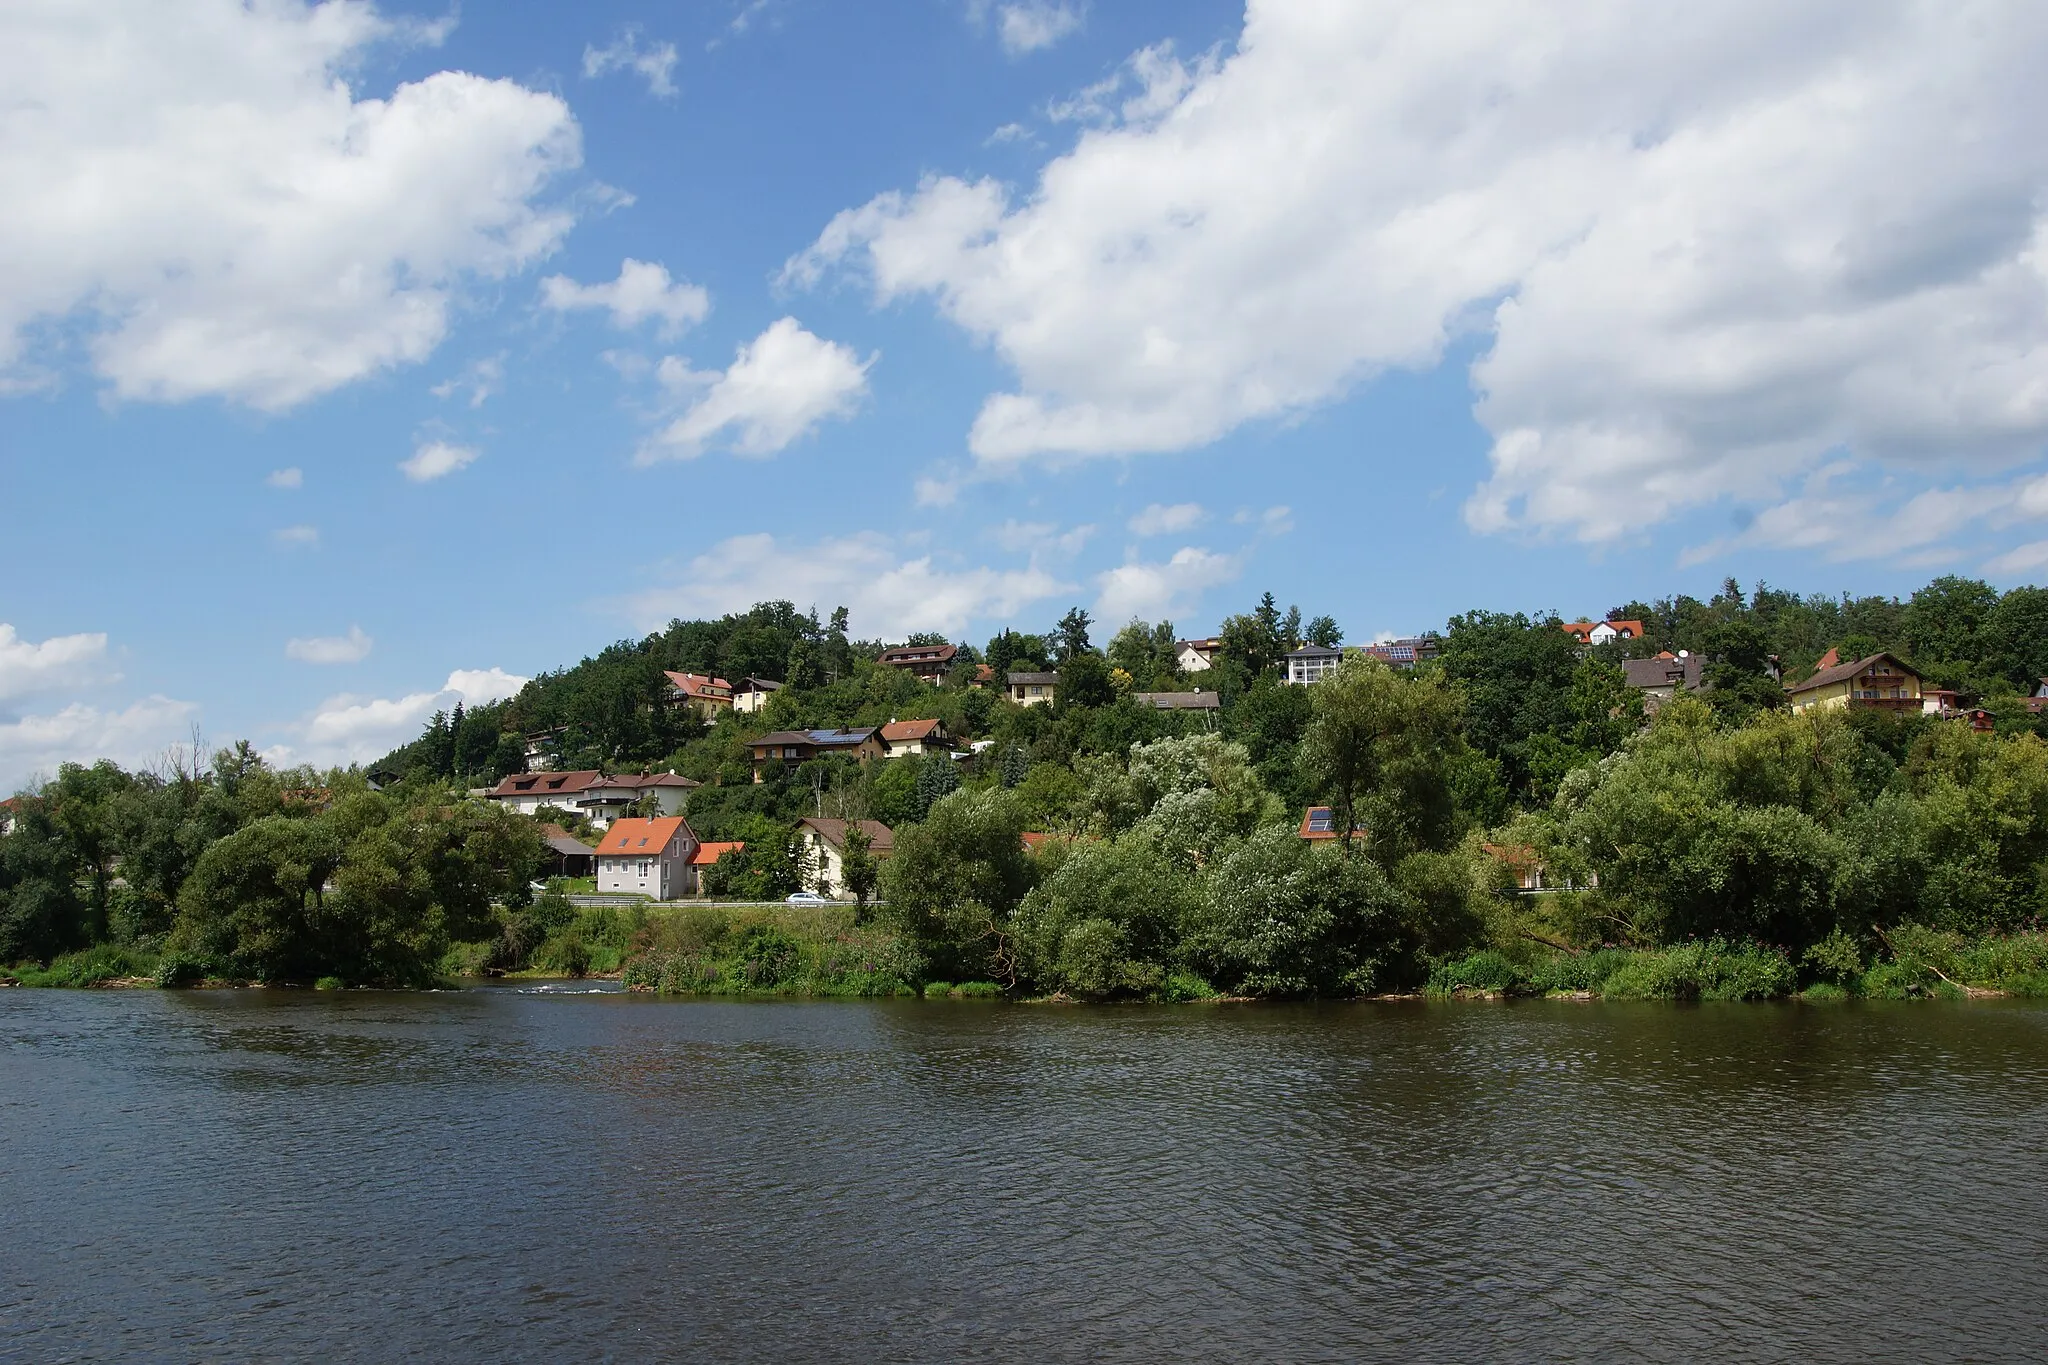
[6,0,2048,789]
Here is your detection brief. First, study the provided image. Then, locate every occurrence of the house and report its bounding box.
[1622,651,1706,714]
[878,643,958,684]
[1176,637,1221,673]
[1284,644,1343,685]
[594,816,700,901]
[0,797,18,836]
[1008,670,1058,706]
[1923,687,1961,717]
[665,671,734,718]
[522,727,564,772]
[2025,678,2048,716]
[1359,636,1440,667]
[1786,652,1925,715]
[538,823,596,880]
[1958,707,1996,734]
[732,678,782,714]
[573,772,699,826]
[1480,843,1592,892]
[485,770,606,818]
[1562,619,1648,646]
[1298,807,1367,841]
[687,840,745,891]
[880,717,951,757]
[748,727,885,781]
[1133,690,1222,715]
[794,818,894,899]
[968,663,996,688]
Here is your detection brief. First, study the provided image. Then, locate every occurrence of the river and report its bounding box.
[4,988,2047,1361]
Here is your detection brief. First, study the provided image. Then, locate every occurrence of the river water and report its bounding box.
[4,988,2047,1362]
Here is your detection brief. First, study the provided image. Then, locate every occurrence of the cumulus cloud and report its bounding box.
[641,318,873,461]
[540,259,709,335]
[290,667,527,768]
[997,2,1083,55]
[0,696,199,794]
[430,354,504,407]
[399,440,480,482]
[273,525,320,548]
[1128,502,1206,537]
[1093,547,1242,622]
[285,625,373,665]
[991,520,1095,556]
[582,27,679,98]
[0,0,584,410]
[0,625,110,702]
[266,467,304,489]
[789,2,2048,544]
[626,532,1071,638]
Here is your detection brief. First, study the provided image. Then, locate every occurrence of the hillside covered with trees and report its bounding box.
[9,573,2048,998]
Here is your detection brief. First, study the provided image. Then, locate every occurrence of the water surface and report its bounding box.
[5,988,2046,1361]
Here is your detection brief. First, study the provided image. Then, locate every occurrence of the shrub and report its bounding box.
[1426,950,1526,997]
[1599,940,1795,1001]
[922,981,954,999]
[953,980,1004,998]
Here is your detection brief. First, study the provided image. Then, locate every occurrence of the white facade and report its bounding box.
[1177,642,1216,673]
[596,820,698,901]
[1285,648,1342,685]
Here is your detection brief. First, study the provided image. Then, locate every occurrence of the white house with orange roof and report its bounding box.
[594,816,700,901]
[665,671,734,719]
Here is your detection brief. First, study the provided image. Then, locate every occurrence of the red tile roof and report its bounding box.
[689,840,745,866]
[594,816,694,858]
[878,645,958,667]
[488,770,603,798]
[665,671,733,702]
[881,718,944,742]
[1561,619,1647,642]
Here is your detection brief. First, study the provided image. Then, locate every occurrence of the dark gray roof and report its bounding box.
[1286,645,1343,659]
[1008,671,1059,685]
[1622,655,1704,690]
[1134,691,1222,710]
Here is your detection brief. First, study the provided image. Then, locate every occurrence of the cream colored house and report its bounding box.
[1008,671,1057,706]
[1786,652,1924,715]
[795,818,894,900]
[732,678,781,714]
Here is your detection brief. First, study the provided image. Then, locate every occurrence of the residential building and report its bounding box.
[1176,637,1221,673]
[664,671,734,718]
[1359,636,1440,667]
[1297,807,1367,841]
[877,643,958,684]
[1284,644,1343,685]
[538,824,596,880]
[732,678,782,714]
[1133,690,1221,715]
[688,840,745,891]
[795,818,895,899]
[968,663,997,688]
[1008,670,1058,706]
[0,797,17,836]
[1959,707,1996,734]
[1785,652,1925,714]
[880,717,951,757]
[2026,678,2048,716]
[1621,651,1706,715]
[522,727,564,772]
[574,771,699,826]
[748,727,885,781]
[594,816,700,901]
[1561,619,1648,646]
[485,770,606,818]
[1481,843,1593,892]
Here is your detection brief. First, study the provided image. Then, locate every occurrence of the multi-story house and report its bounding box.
[1785,652,1925,714]
[665,671,734,718]
[747,727,886,781]
[877,644,958,684]
[594,816,700,901]
[1284,644,1343,685]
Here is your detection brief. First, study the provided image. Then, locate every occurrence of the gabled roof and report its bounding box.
[689,840,745,866]
[1786,651,1922,695]
[665,671,733,701]
[488,770,603,798]
[1007,670,1059,685]
[878,644,958,667]
[881,718,946,742]
[594,816,694,857]
[798,817,894,853]
[1622,655,1703,690]
[753,727,881,748]
[1562,619,1647,642]
[537,823,596,857]
[581,772,701,793]
[1285,644,1343,659]
[1134,691,1222,710]
[1298,807,1366,840]
[735,677,782,693]
[1177,637,1221,651]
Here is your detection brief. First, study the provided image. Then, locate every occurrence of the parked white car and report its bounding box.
[785,891,833,906]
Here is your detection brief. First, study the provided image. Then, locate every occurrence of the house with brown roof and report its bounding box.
[573,771,699,825]
[594,816,701,900]
[748,727,885,781]
[665,671,734,718]
[1176,637,1221,673]
[1786,651,1924,715]
[880,717,951,757]
[1622,651,1705,714]
[878,643,958,684]
[732,677,782,714]
[1133,689,1221,713]
[485,770,605,818]
[1298,807,1366,841]
[1562,619,1648,646]
[1008,670,1058,706]
[795,818,894,899]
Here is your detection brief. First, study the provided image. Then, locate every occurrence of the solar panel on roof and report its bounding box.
[1307,810,1334,832]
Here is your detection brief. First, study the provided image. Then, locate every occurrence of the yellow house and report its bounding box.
[1785,651,1924,715]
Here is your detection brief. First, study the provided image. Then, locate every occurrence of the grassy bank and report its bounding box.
[615,903,924,997]
[1427,927,2048,1001]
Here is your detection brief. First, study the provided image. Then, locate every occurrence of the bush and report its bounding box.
[1598,940,1795,1001]
[954,980,1004,998]
[922,980,954,999]
[13,943,157,988]
[1425,949,1525,997]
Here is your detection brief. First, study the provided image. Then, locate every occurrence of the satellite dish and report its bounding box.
[1677,650,1689,658]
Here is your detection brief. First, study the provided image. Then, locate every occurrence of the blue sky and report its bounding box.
[6,0,2048,786]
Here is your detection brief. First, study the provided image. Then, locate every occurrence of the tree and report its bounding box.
[1304,615,1343,648]
[1299,657,1463,862]
[879,789,1036,981]
[1702,618,1787,723]
[1054,607,1094,663]
[1184,826,1406,996]
[912,751,961,820]
[1000,743,1031,789]
[1056,651,1116,711]
[840,821,879,915]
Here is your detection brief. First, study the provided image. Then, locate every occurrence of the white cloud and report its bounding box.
[915,474,963,508]
[1128,502,1206,536]
[641,318,873,461]
[400,440,480,482]
[1094,546,1241,623]
[430,354,504,407]
[991,520,1095,556]
[273,525,320,548]
[293,667,527,768]
[790,2,2048,543]
[1987,541,2048,577]
[540,259,709,335]
[285,625,373,665]
[627,532,1071,639]
[0,625,110,702]
[266,467,303,489]
[0,696,199,795]
[582,28,679,98]
[998,2,1083,55]
[0,1,583,410]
